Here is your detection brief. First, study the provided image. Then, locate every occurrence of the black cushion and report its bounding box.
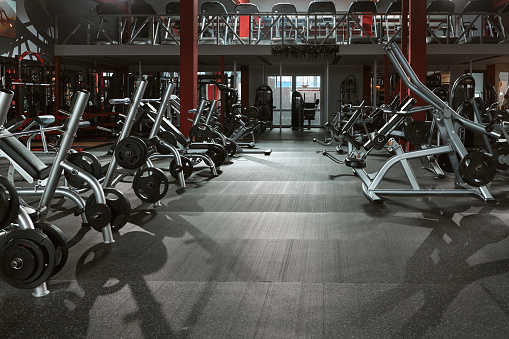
[0,130,51,180]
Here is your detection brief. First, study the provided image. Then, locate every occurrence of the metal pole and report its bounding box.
[325,62,329,127]
[280,61,282,133]
[103,80,148,187]
[0,89,14,126]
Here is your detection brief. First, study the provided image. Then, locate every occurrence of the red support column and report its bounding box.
[180,0,198,136]
[486,64,496,86]
[241,65,249,109]
[220,55,225,125]
[409,0,427,121]
[363,65,371,106]
[400,0,409,101]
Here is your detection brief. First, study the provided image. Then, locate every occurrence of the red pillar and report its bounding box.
[363,65,371,106]
[220,55,225,125]
[180,0,198,136]
[400,0,409,101]
[241,65,249,109]
[486,64,496,86]
[409,0,427,121]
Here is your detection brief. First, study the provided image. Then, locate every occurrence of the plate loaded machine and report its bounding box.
[326,42,501,204]
[0,89,116,240]
[0,175,56,297]
[69,81,185,211]
[144,98,224,176]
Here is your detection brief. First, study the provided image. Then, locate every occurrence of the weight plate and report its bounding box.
[246,106,260,120]
[64,151,102,189]
[404,121,430,146]
[206,144,227,168]
[372,133,389,150]
[437,153,455,173]
[0,176,20,230]
[0,229,55,289]
[86,188,130,232]
[85,202,112,231]
[114,136,149,170]
[170,156,193,180]
[156,131,178,155]
[371,115,385,131]
[189,123,214,143]
[492,147,509,171]
[459,151,497,187]
[133,167,169,203]
[35,223,69,276]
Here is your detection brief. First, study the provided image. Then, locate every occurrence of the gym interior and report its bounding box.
[1,0,509,338]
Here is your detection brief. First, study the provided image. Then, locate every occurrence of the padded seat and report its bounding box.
[271,3,298,45]
[34,115,55,127]
[0,130,51,180]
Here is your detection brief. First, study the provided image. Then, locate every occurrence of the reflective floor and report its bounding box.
[1,128,509,338]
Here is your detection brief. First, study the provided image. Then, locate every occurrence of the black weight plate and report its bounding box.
[0,176,20,230]
[35,223,69,276]
[133,167,169,203]
[64,151,102,188]
[85,203,113,231]
[114,136,148,170]
[189,123,214,143]
[492,148,509,171]
[206,144,227,168]
[87,188,131,232]
[170,156,193,179]
[404,121,430,146]
[372,133,389,150]
[0,229,55,289]
[156,131,178,155]
[247,106,260,120]
[437,153,454,173]
[460,151,497,187]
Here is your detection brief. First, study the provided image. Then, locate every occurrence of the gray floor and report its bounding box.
[1,128,509,339]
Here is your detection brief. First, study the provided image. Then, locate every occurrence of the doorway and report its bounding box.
[267,74,321,127]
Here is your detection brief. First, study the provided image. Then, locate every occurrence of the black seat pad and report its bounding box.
[0,130,51,180]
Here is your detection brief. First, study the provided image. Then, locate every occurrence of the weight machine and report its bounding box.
[324,42,501,204]
[0,89,115,241]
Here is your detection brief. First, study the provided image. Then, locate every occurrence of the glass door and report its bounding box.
[267,75,293,127]
[296,75,321,126]
[268,74,321,127]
